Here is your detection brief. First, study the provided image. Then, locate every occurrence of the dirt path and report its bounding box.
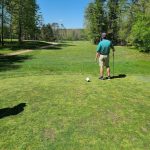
[4,42,59,56]
[6,50,33,56]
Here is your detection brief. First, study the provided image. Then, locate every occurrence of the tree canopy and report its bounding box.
[84,0,150,52]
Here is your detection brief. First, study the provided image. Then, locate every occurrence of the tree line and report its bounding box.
[40,23,87,41]
[84,0,150,52]
[1,0,149,52]
[0,0,87,46]
[0,0,41,45]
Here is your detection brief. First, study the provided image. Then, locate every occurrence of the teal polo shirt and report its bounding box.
[96,39,112,55]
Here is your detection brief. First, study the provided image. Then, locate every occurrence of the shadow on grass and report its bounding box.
[40,43,76,50]
[0,41,76,51]
[42,45,62,50]
[58,43,76,47]
[0,103,26,119]
[0,41,50,51]
[111,74,126,79]
[0,55,32,72]
[102,74,127,80]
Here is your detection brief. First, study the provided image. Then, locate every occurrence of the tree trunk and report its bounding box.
[18,21,22,44]
[1,0,4,46]
[10,15,13,43]
[18,0,23,45]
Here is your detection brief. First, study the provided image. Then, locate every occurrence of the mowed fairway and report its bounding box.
[0,41,150,150]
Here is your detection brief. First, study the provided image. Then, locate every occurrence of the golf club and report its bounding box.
[113,51,114,77]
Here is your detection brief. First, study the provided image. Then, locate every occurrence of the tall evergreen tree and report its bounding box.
[84,0,106,44]
[107,0,119,43]
[0,0,5,45]
[2,0,40,44]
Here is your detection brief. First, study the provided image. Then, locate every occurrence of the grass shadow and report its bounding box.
[111,74,127,79]
[0,40,76,51]
[101,74,126,80]
[40,43,76,50]
[0,103,26,119]
[0,54,32,72]
[42,45,62,50]
[57,43,76,47]
[0,41,51,51]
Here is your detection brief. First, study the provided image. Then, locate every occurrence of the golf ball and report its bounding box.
[86,77,90,82]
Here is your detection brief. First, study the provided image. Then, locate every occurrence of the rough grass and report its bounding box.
[0,41,150,150]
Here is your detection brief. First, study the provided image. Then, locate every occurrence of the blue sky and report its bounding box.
[37,0,91,29]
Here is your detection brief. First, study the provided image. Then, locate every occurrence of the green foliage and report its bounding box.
[60,29,87,41]
[85,0,150,52]
[0,0,41,44]
[118,0,150,51]
[107,0,119,43]
[130,15,150,52]
[41,24,55,41]
[129,1,150,52]
[40,23,87,41]
[84,0,120,44]
[84,1,106,44]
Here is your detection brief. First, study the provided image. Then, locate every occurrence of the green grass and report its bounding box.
[0,41,150,150]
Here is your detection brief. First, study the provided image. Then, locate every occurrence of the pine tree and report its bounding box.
[0,0,5,45]
[107,0,119,44]
[3,0,40,44]
[84,0,106,44]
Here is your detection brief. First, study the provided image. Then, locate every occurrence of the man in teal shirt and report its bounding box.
[96,33,115,80]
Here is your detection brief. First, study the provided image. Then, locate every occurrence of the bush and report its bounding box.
[130,15,150,52]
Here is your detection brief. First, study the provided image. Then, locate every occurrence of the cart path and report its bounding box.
[3,42,59,56]
[6,50,33,56]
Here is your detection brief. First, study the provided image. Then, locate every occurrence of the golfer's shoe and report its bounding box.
[99,76,104,80]
[107,76,111,80]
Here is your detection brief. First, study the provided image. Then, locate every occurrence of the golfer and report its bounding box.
[96,33,115,80]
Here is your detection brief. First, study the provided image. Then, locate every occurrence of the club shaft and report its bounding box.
[113,52,114,77]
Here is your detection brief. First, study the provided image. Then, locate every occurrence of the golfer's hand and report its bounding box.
[95,57,98,63]
[95,52,100,63]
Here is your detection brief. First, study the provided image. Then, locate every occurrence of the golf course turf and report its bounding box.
[0,41,150,149]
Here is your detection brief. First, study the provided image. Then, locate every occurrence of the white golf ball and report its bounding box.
[86,77,90,82]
